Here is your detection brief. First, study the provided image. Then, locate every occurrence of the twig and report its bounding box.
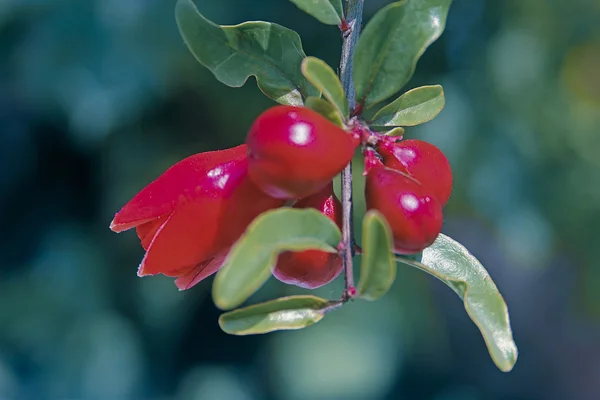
[339,0,364,300]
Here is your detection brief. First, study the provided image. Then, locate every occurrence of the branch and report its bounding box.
[340,0,363,110]
[339,0,364,300]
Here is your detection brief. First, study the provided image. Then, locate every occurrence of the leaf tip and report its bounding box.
[211,276,235,310]
[498,342,519,372]
[175,0,194,20]
[212,294,233,311]
[217,314,235,335]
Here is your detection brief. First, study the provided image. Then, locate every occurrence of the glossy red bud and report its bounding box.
[110,144,284,283]
[272,182,343,289]
[246,105,359,199]
[378,139,453,206]
[365,166,443,254]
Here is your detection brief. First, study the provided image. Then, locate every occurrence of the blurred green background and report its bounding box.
[1,0,600,399]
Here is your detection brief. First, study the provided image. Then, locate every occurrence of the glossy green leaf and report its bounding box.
[302,57,349,118]
[289,0,344,25]
[396,234,518,372]
[175,0,318,106]
[305,97,344,127]
[371,85,445,127]
[353,0,451,108]
[357,211,396,301]
[219,295,331,335]
[212,208,341,310]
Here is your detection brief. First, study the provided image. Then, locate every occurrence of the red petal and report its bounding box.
[174,247,230,290]
[161,263,198,278]
[136,215,169,250]
[137,200,222,277]
[132,147,284,277]
[110,145,247,232]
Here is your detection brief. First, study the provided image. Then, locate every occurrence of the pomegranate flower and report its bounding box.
[110,144,284,289]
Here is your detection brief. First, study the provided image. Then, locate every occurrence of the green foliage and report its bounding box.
[288,0,344,25]
[396,234,518,372]
[302,57,349,118]
[219,295,331,335]
[212,208,342,310]
[357,211,396,301]
[175,0,318,106]
[353,0,451,109]
[371,85,445,127]
[304,97,344,126]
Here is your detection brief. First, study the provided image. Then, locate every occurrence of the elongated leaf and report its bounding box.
[357,211,396,301]
[302,57,349,118]
[176,0,318,106]
[305,97,344,127]
[219,295,330,335]
[396,234,518,372]
[353,0,451,108]
[289,0,344,25]
[371,85,445,127]
[212,208,341,310]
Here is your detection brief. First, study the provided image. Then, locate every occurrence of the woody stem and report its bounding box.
[339,0,364,300]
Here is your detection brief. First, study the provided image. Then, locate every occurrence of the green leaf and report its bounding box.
[301,57,349,118]
[175,0,319,106]
[288,0,344,25]
[357,211,396,301]
[396,234,518,372]
[384,127,405,136]
[212,208,342,310]
[353,0,451,109]
[219,295,330,335]
[370,85,445,127]
[305,97,344,127]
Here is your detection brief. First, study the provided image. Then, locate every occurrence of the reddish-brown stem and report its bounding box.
[349,120,379,146]
[339,19,351,37]
[351,102,363,117]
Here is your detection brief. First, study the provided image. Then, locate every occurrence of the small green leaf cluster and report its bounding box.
[167,0,517,372]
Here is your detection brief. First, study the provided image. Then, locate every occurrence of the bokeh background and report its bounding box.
[1,0,600,399]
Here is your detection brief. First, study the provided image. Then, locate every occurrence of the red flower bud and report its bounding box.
[246,105,359,199]
[365,166,443,254]
[272,182,343,288]
[377,139,453,206]
[110,144,284,287]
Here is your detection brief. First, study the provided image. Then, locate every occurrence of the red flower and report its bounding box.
[110,144,284,289]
